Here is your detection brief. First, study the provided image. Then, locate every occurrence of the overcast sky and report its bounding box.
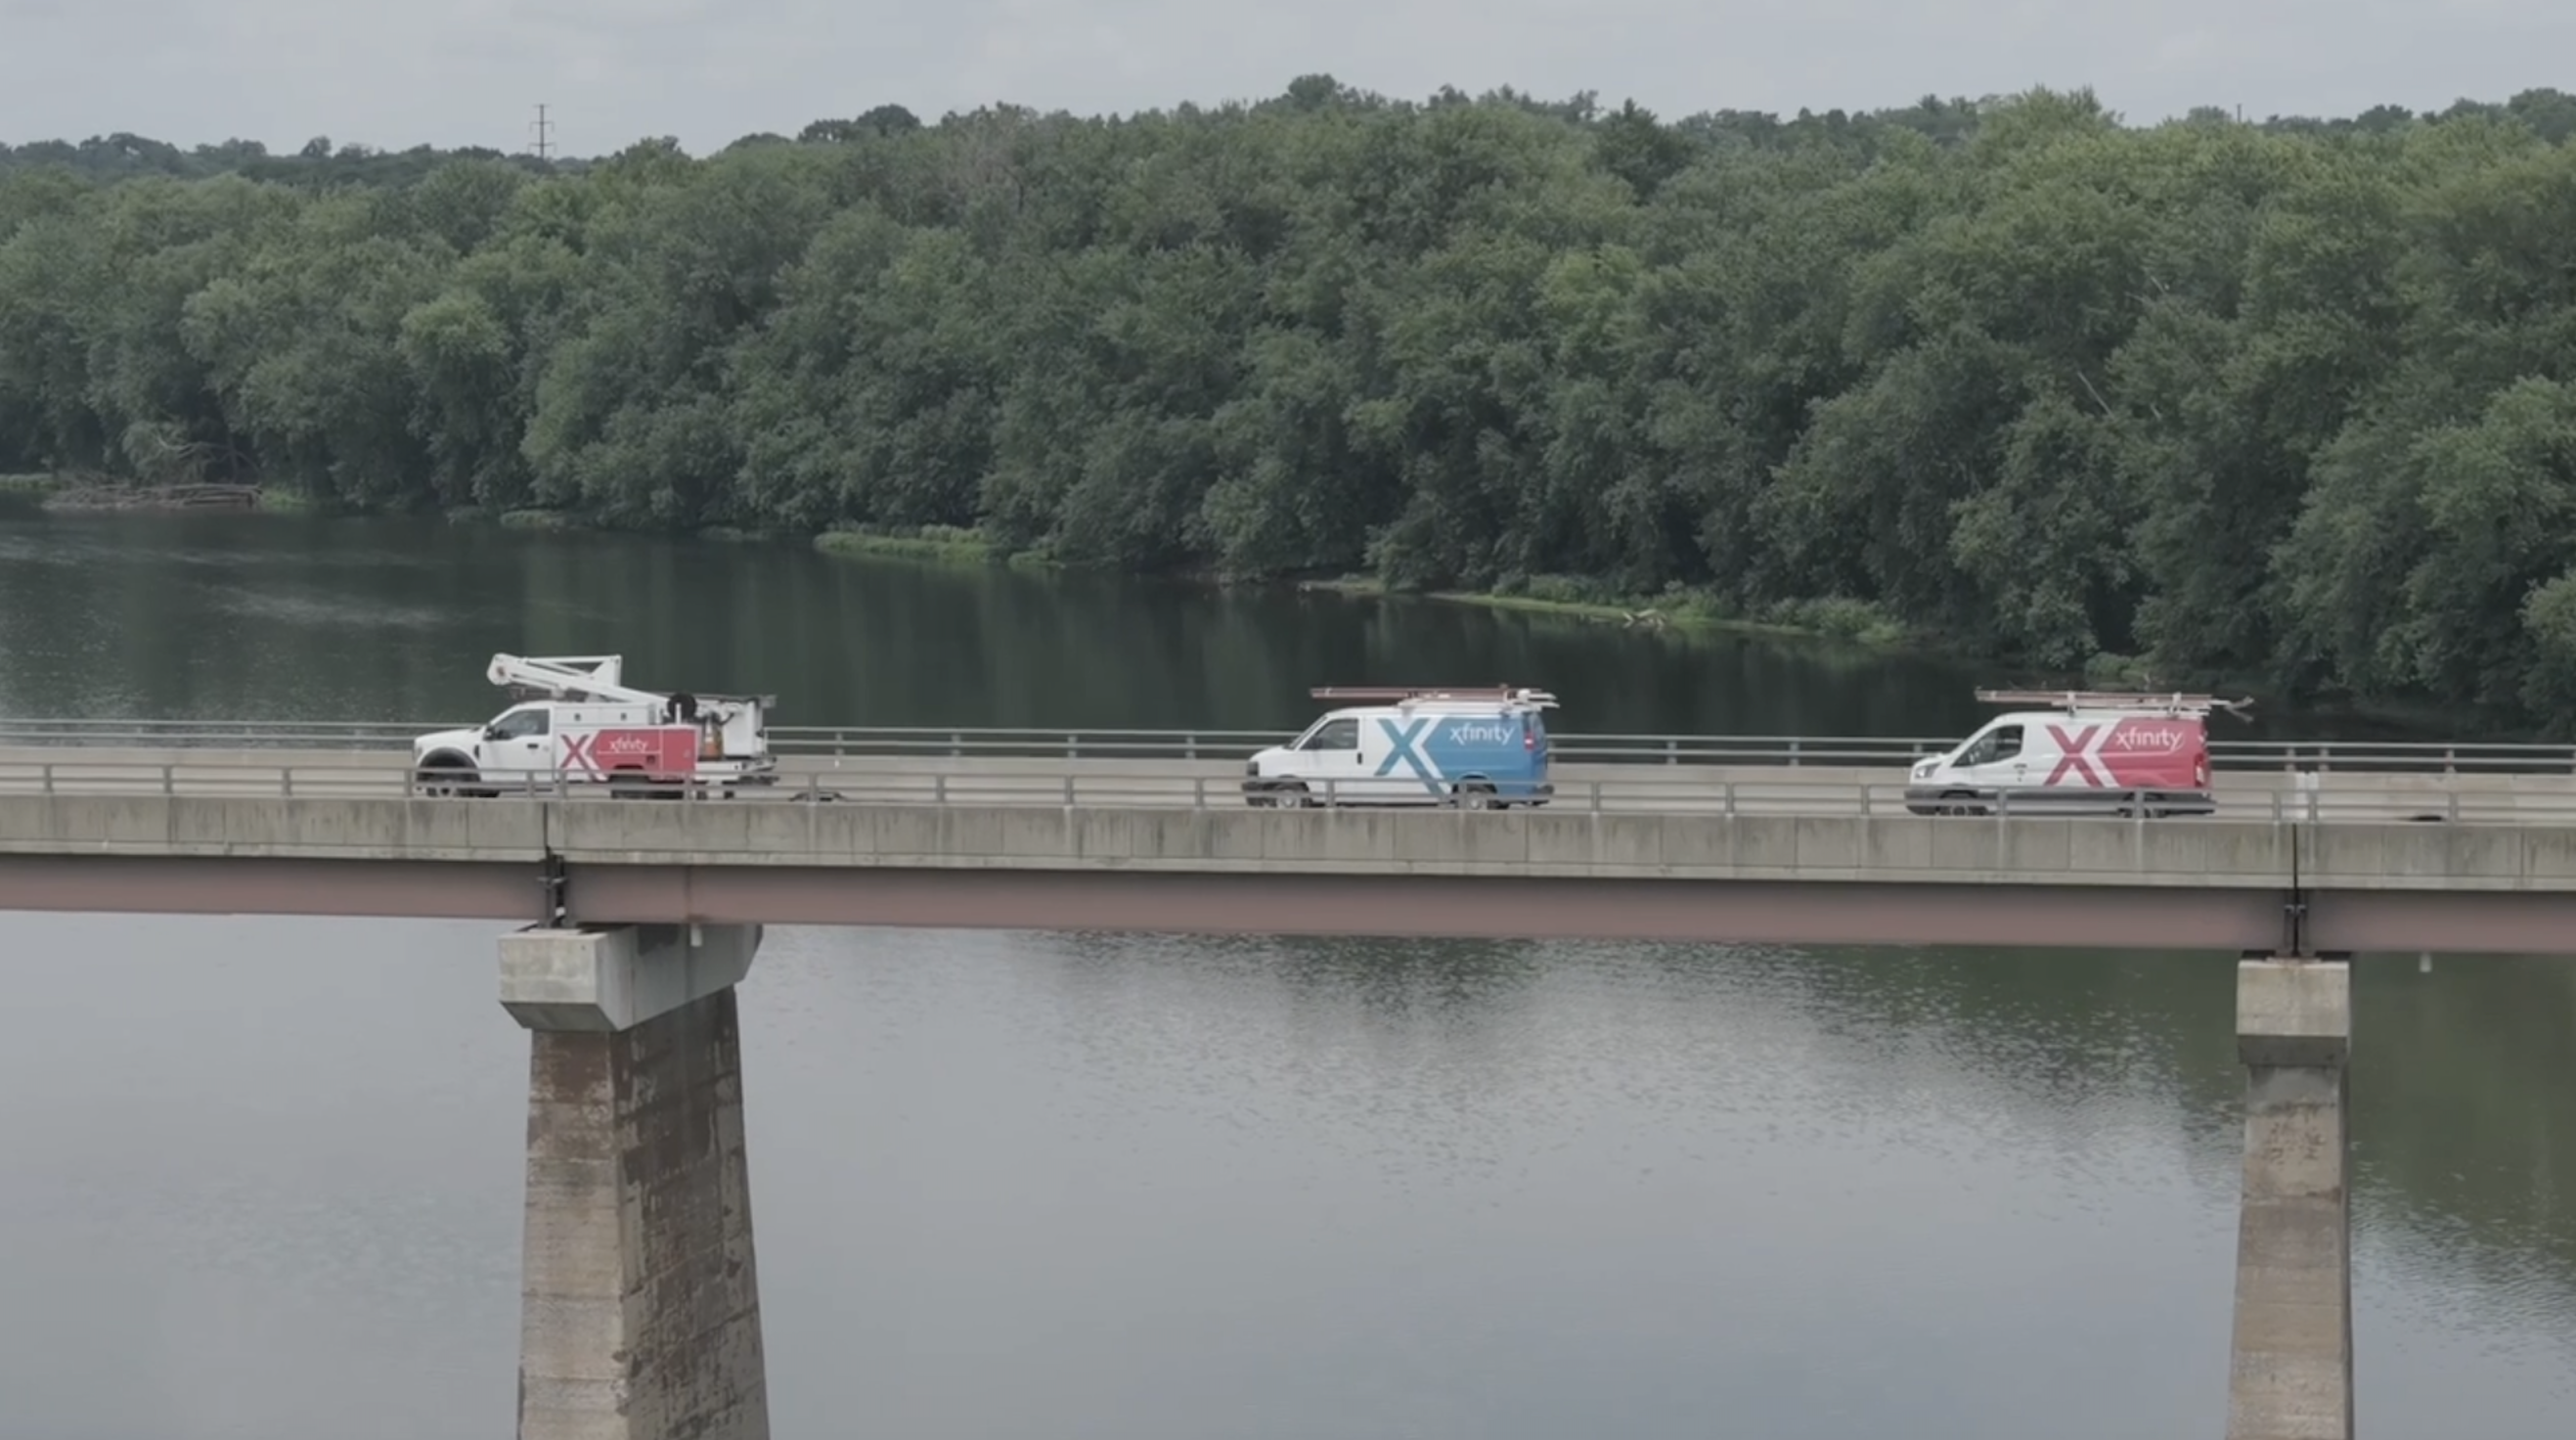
[3,0,2571,157]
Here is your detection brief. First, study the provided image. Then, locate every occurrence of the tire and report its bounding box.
[1938,789,1982,817]
[415,760,479,799]
[1451,781,1498,810]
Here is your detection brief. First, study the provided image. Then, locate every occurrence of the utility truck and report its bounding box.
[1243,686,1558,808]
[410,653,777,797]
[1902,688,2250,818]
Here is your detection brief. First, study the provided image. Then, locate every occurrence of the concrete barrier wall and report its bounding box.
[8,744,2576,798]
[6,792,2575,891]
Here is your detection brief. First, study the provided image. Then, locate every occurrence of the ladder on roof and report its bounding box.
[1975,688,2253,719]
[1310,685,1560,708]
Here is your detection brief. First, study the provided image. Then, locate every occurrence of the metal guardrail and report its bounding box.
[0,754,2552,824]
[0,719,2571,773]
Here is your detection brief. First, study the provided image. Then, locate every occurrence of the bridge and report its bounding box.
[8,720,2567,1439]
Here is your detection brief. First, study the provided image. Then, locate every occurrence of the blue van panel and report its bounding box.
[1372,710,1551,799]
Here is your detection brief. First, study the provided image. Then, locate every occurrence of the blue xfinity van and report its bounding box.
[1241,686,1559,808]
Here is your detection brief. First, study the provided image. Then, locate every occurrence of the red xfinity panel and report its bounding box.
[562,727,701,777]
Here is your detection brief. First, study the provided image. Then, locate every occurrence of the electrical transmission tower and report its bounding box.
[530,104,555,159]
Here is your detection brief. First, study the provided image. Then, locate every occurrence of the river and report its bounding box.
[1,510,2571,1439]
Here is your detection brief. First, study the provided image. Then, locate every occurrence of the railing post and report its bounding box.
[161,764,173,796]
[282,765,293,797]
[934,774,947,804]
[1065,734,1078,761]
[1666,739,1677,765]
[1789,739,1801,767]
[1185,734,1198,761]
[1192,776,1205,808]
[1589,779,1601,811]
[1062,773,1075,805]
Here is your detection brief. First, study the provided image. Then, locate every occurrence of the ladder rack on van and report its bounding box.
[1310,685,1560,708]
[1974,688,2253,719]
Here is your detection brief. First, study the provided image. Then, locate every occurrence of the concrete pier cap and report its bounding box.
[500,922,764,1033]
[2237,957,2352,1067]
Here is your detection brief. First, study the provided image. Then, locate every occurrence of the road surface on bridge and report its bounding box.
[1,744,2569,824]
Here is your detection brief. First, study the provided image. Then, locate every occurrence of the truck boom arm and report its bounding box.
[486,653,667,707]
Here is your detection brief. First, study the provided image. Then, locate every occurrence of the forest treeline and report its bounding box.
[8,80,2576,724]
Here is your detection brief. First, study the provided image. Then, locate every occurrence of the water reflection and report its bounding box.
[0,511,2426,741]
[1,917,2573,1438]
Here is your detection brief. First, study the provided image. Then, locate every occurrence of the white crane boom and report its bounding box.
[486,653,666,707]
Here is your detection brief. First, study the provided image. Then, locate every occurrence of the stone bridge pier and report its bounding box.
[499,922,771,1440]
[2226,956,2352,1440]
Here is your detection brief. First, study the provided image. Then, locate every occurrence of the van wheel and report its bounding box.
[1277,781,1311,809]
[1938,789,1981,817]
[1451,781,1498,810]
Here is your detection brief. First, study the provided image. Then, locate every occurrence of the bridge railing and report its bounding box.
[0,753,2567,824]
[1,717,2574,773]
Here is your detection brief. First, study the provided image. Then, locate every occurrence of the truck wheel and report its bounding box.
[416,763,478,798]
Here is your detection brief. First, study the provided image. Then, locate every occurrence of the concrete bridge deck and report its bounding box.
[2,743,2569,816]
[3,747,2574,955]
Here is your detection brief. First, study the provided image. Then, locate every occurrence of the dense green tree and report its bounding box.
[7,82,2576,726]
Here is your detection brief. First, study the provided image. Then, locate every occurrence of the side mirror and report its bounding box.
[483,725,504,742]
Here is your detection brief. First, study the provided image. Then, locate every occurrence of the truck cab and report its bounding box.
[1244,686,1558,809]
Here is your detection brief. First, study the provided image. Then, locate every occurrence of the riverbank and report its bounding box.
[2,473,326,514]
[1302,573,1911,645]
[794,522,1922,652]
[812,523,1054,568]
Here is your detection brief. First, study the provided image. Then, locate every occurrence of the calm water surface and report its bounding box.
[0,511,2571,1439]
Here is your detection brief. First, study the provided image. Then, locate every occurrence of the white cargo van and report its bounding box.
[1243,686,1558,808]
[1903,688,2248,817]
